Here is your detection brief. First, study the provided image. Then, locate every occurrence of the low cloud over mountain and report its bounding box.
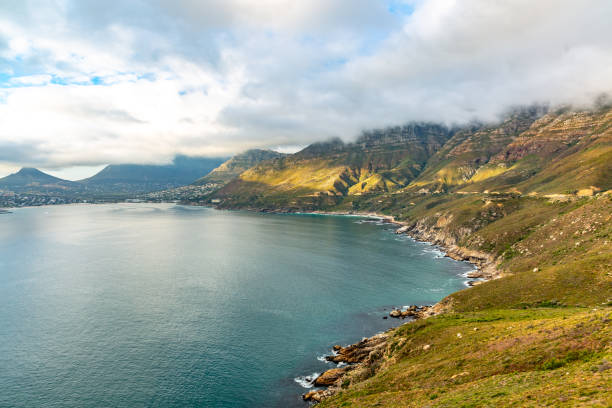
[1,0,611,174]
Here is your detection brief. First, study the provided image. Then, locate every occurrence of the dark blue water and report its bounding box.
[0,204,472,407]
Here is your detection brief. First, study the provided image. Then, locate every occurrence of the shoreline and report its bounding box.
[3,201,499,404]
[301,209,499,281]
[245,207,501,404]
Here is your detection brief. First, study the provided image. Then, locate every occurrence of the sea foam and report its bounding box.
[294,373,319,389]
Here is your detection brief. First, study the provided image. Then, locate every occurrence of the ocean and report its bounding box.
[0,204,473,407]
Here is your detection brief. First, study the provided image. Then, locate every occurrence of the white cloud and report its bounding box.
[0,0,611,172]
[9,74,52,85]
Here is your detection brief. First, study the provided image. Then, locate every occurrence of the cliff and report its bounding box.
[193,149,285,186]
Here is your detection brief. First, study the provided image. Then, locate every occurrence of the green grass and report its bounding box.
[210,107,612,407]
[320,308,612,407]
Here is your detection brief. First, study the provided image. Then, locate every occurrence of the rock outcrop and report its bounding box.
[326,333,388,364]
[314,367,348,386]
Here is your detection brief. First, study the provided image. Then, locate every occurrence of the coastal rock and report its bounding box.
[400,309,415,317]
[303,390,327,402]
[414,305,434,319]
[333,345,342,351]
[395,225,409,234]
[389,309,401,318]
[314,368,347,386]
[326,333,388,364]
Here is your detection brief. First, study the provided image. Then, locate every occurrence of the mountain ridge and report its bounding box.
[194,149,285,186]
[0,167,75,191]
[81,155,226,193]
[0,155,227,199]
[198,105,612,407]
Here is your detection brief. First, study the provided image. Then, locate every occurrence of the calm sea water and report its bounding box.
[0,204,472,407]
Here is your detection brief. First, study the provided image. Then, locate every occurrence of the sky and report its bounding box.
[1,0,611,179]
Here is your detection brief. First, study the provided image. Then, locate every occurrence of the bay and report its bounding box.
[0,204,472,407]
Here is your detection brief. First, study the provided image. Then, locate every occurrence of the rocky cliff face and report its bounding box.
[411,106,548,189]
[210,105,610,211]
[211,123,454,208]
[193,149,285,186]
[411,105,612,194]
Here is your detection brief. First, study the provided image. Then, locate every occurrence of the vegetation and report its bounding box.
[3,105,609,406]
[321,308,612,407]
[207,105,611,406]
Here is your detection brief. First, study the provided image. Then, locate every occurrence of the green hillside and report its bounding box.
[213,123,453,209]
[194,149,285,186]
[202,105,612,407]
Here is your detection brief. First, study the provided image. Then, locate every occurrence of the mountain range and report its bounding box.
[210,105,611,210]
[194,149,286,186]
[0,167,76,190]
[0,155,226,195]
[1,104,611,405]
[199,104,611,407]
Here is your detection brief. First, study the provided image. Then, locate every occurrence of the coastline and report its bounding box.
[3,201,499,404]
[304,209,500,282]
[232,207,501,404]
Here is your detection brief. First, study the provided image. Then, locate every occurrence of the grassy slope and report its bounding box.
[193,149,285,186]
[211,108,612,406]
[322,308,612,407]
[405,107,612,196]
[318,194,611,407]
[212,125,452,206]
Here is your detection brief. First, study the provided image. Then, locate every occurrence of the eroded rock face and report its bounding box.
[314,367,348,386]
[326,333,388,364]
[395,225,410,234]
[400,219,500,280]
[302,390,327,402]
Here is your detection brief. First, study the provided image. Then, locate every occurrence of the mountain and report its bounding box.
[194,149,285,186]
[1,106,610,405]
[0,168,75,191]
[408,105,612,194]
[211,105,612,209]
[82,155,226,193]
[202,106,612,407]
[213,123,453,209]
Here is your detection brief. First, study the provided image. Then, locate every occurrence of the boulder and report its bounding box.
[333,345,342,351]
[389,309,401,318]
[395,225,409,234]
[314,368,347,387]
[303,390,326,402]
[466,270,484,278]
[326,334,388,364]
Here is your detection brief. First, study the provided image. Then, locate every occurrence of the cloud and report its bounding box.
[9,74,52,86]
[0,0,611,171]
